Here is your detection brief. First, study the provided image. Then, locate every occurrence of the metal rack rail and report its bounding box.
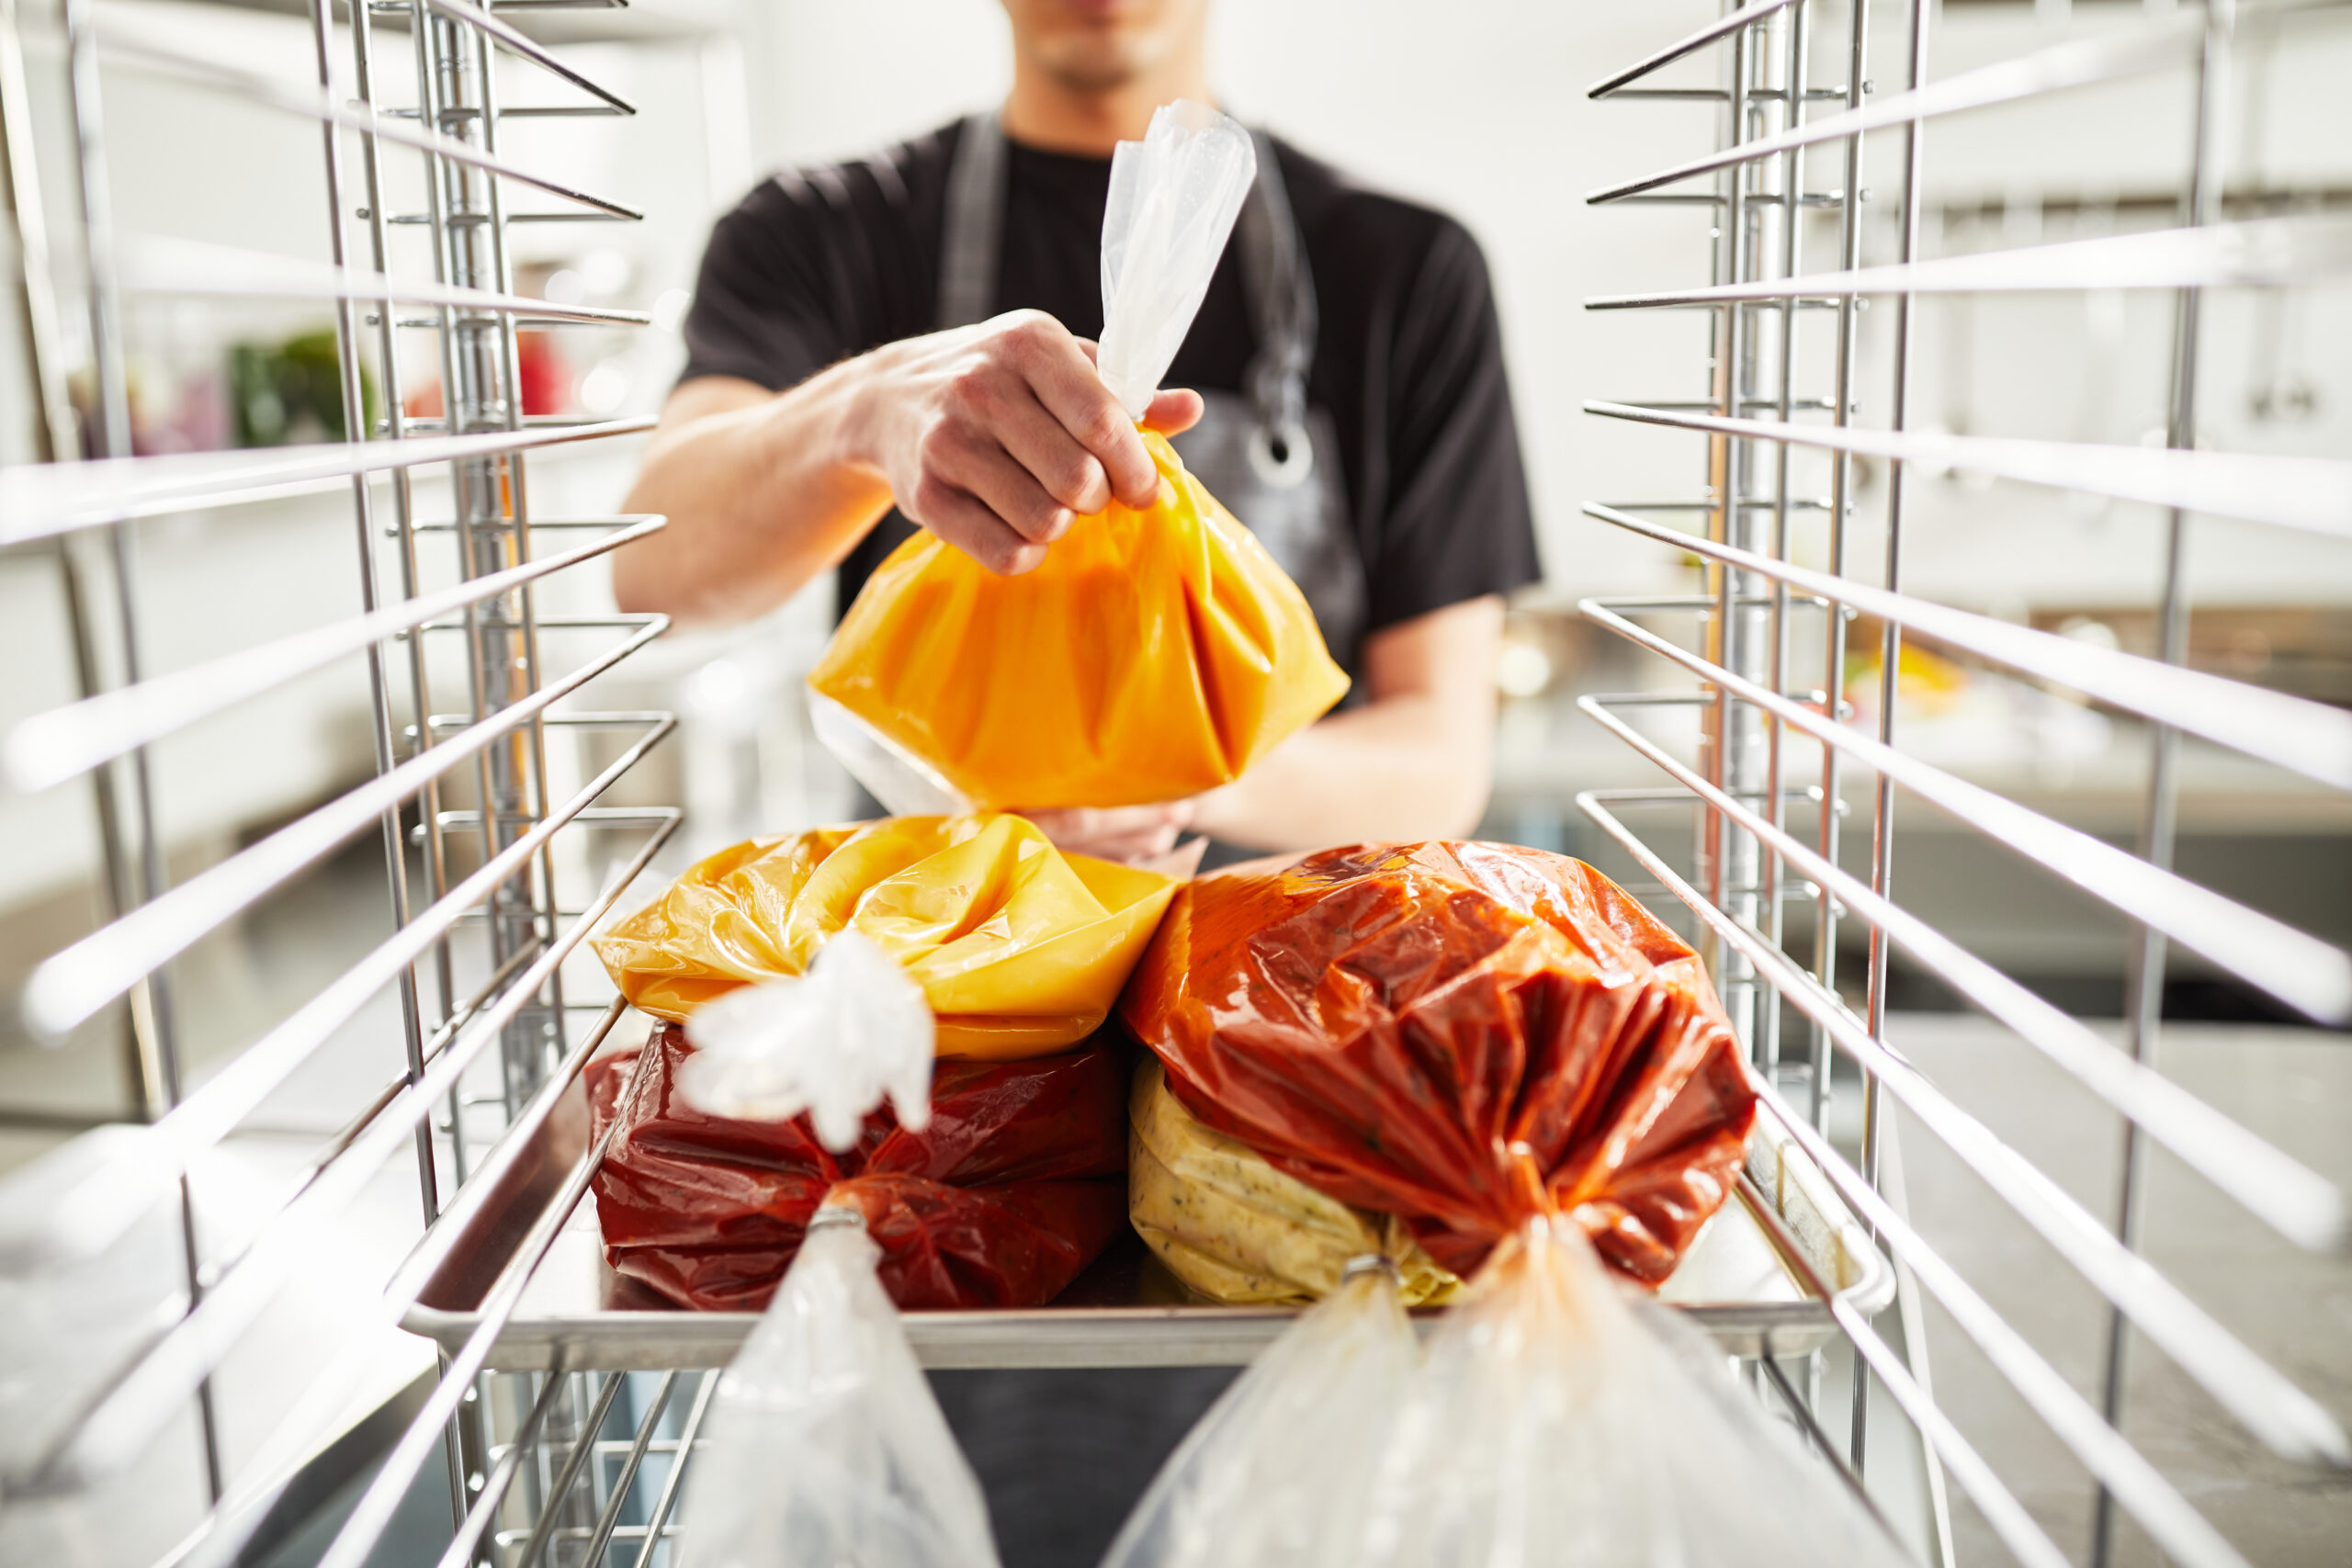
[0,0,680,1563]
[1578,2,2349,1566]
[8,4,2346,1567]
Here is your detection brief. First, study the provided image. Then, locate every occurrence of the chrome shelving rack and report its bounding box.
[0,0,678,1563]
[1578,2,2349,1566]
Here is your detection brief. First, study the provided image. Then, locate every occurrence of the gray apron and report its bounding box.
[936,112,1368,676]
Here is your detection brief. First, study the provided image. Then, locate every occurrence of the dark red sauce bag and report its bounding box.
[586,1025,1128,1311]
[1118,842,1756,1281]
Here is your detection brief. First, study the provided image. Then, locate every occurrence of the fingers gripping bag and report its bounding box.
[593,813,1178,1059]
[1111,842,1909,1566]
[806,100,1349,813]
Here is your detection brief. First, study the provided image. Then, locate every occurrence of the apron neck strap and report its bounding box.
[937,110,1007,333]
[935,110,1317,436]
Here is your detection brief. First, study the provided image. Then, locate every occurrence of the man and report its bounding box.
[618,0,1537,864]
[618,1,1538,1560]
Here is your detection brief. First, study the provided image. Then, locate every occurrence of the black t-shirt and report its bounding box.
[679,120,1542,653]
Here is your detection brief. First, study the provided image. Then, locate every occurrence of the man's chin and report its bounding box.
[1032,39,1154,94]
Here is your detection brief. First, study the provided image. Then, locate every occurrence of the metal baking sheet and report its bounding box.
[402,1054,1892,1371]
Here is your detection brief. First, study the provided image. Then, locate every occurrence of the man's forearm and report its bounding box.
[616,315,1195,629]
[1191,694,1495,852]
[614,364,890,626]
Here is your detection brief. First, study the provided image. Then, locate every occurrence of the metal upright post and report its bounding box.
[2093,4,2235,1562]
[0,0,151,1120]
[1759,0,1810,1089]
[409,6,552,1121]
[469,17,571,1086]
[305,0,440,1228]
[1814,0,1872,1139]
[1702,7,1758,1050]
[58,0,222,1502]
[349,0,467,1186]
[1851,0,1935,1477]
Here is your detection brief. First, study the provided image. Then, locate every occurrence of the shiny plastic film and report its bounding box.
[1120,841,1758,1281]
[1127,1058,1459,1306]
[586,1028,1126,1312]
[676,1210,1001,1568]
[808,434,1349,810]
[1101,1262,1419,1568]
[593,814,1178,1058]
[1356,1217,1907,1568]
[1112,846,1899,1566]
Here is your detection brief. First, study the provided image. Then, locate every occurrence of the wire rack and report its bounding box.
[0,0,683,1562]
[6,4,2347,1568]
[1577,2,2349,1566]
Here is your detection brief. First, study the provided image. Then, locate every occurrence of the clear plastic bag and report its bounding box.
[679,1207,1001,1568]
[1356,1216,1907,1568]
[1101,1258,1418,1568]
[1096,99,1258,419]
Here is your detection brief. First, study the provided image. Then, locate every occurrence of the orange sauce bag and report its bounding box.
[807,432,1349,810]
[1118,840,1756,1282]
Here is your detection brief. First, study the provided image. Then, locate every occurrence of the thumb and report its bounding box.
[1142,387,1204,437]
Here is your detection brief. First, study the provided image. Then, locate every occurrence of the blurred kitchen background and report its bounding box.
[1,1,2347,1564]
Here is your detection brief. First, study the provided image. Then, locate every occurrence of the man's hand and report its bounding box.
[844,310,1204,575]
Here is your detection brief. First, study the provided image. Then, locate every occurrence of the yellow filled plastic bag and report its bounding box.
[1128,1059,1459,1306]
[594,815,1179,1059]
[808,432,1348,810]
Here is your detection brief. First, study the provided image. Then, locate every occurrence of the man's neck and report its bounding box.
[1000,54,1213,157]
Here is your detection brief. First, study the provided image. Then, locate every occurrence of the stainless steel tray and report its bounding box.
[402,1052,1892,1371]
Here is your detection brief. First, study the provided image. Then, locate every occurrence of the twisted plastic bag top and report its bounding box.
[681,931,935,1150]
[1120,841,1757,1281]
[676,1212,1001,1568]
[1097,99,1257,419]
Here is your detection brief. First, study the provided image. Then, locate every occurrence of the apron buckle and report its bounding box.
[1246,420,1316,491]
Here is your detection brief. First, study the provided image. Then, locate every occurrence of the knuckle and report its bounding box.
[1087,406,1135,455]
[1016,502,1071,545]
[909,472,955,518]
[1057,456,1109,509]
[915,422,964,471]
[993,312,1053,363]
[946,365,996,411]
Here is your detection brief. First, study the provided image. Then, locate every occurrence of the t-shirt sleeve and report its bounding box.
[677,182,854,393]
[1363,219,1543,633]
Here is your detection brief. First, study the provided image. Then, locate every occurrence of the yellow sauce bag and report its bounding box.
[807,433,1350,810]
[594,814,1179,1059]
[1129,1058,1459,1306]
